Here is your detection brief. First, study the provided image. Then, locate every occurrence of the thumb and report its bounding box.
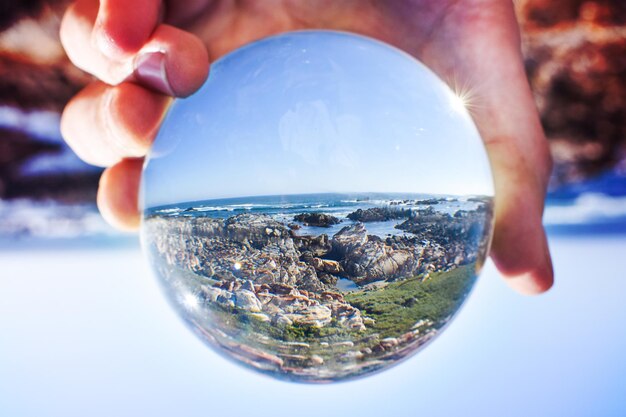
[465,6,554,294]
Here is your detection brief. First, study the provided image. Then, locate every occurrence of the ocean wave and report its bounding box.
[193,206,235,212]
[544,193,626,225]
[158,208,183,214]
[185,202,333,212]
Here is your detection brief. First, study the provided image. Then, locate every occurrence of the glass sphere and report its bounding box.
[141,31,494,383]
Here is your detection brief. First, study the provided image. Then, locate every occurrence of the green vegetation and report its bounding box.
[345,264,477,338]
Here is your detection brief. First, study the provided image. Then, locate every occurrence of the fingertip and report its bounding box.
[503,263,554,295]
[94,0,161,59]
[133,25,210,97]
[167,33,210,97]
[107,82,172,150]
[493,228,555,296]
[97,159,143,231]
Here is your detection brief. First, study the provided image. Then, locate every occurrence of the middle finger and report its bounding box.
[61,81,171,167]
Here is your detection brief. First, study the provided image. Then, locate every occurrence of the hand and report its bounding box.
[60,0,553,294]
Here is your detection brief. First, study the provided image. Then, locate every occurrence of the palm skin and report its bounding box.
[60,0,553,294]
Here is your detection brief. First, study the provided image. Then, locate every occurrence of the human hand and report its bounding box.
[60,0,553,295]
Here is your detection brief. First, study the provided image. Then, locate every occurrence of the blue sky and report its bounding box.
[142,31,493,209]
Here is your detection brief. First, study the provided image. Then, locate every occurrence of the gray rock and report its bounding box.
[332,223,368,254]
[293,233,332,257]
[332,223,417,284]
[273,314,293,326]
[293,213,340,227]
[215,293,234,309]
[233,289,263,312]
[347,207,411,222]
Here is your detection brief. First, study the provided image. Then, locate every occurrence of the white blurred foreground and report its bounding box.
[1,235,625,417]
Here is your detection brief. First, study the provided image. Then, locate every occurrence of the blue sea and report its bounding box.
[146,192,489,238]
[544,171,626,235]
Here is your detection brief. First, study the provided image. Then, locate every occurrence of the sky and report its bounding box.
[142,31,493,209]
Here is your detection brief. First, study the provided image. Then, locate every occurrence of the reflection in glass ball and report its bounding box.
[141,31,494,383]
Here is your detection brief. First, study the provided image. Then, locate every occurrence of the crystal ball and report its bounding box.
[141,31,494,382]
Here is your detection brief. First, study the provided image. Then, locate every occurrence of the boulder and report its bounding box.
[309,257,343,275]
[332,223,417,284]
[273,314,293,326]
[293,212,341,227]
[233,289,263,312]
[332,223,368,254]
[293,233,332,257]
[347,207,411,222]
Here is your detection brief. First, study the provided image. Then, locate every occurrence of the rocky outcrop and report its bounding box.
[347,207,411,222]
[292,233,332,257]
[147,201,493,292]
[331,223,421,285]
[395,203,493,266]
[147,214,326,293]
[201,278,366,331]
[293,213,340,227]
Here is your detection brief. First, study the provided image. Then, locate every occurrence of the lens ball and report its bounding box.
[141,31,494,382]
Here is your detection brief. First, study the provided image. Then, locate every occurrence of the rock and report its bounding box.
[287,305,333,327]
[224,213,291,242]
[249,313,271,322]
[380,337,399,349]
[344,315,366,331]
[347,207,411,222]
[318,273,338,286]
[242,280,255,292]
[412,319,432,330]
[274,314,293,326]
[200,285,228,302]
[284,341,310,349]
[152,214,329,293]
[395,203,493,268]
[363,317,376,326]
[293,212,341,227]
[310,257,343,275]
[279,354,310,367]
[215,293,235,309]
[332,223,417,284]
[399,331,417,344]
[310,354,324,366]
[293,233,332,257]
[339,351,364,361]
[419,198,441,205]
[332,223,368,254]
[233,289,263,312]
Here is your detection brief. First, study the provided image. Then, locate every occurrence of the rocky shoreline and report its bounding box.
[143,196,493,381]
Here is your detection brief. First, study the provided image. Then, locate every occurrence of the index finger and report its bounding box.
[94,0,163,59]
[61,0,161,84]
[61,0,209,96]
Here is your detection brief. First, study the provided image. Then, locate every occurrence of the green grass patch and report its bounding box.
[345,264,477,338]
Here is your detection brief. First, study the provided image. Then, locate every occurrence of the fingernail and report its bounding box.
[133,51,175,96]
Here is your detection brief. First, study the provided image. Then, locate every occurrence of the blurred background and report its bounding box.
[1,1,625,416]
[1,0,625,241]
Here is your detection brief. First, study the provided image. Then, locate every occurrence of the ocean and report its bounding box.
[145,192,489,238]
